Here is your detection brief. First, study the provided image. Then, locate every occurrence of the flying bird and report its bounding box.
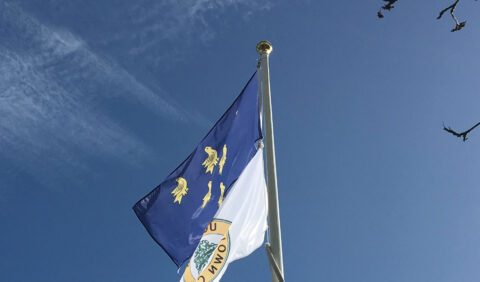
[378,0,398,18]
[382,0,398,11]
[436,0,466,32]
[443,122,480,142]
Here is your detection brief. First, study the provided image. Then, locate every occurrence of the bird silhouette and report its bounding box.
[377,0,398,18]
[436,0,466,32]
[382,0,398,11]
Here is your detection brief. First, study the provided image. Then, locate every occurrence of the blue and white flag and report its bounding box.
[133,72,265,271]
[181,148,267,281]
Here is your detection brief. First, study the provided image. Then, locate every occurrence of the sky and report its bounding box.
[1,0,480,281]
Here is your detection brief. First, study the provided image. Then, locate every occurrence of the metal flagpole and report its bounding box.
[256,40,284,282]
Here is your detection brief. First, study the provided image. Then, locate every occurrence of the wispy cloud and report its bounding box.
[103,0,273,64]
[130,0,272,39]
[0,3,197,185]
[0,46,146,185]
[0,0,271,186]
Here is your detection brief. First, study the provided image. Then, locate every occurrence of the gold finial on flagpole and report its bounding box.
[256,40,273,55]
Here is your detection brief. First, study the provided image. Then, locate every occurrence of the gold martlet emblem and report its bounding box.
[171,177,189,204]
[202,181,212,208]
[202,146,218,174]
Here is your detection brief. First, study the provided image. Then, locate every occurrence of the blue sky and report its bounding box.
[1,0,480,281]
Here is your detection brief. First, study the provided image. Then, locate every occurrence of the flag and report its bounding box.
[181,148,267,282]
[133,72,263,268]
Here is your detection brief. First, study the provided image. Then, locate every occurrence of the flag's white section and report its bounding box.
[216,148,268,263]
[181,148,268,282]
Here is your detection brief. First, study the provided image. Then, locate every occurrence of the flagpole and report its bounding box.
[256,40,284,282]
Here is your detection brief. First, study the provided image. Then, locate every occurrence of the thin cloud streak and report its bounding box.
[0,0,271,185]
[109,0,273,63]
[0,4,187,184]
[0,46,146,182]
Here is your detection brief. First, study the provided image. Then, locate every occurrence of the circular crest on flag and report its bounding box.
[183,219,231,282]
